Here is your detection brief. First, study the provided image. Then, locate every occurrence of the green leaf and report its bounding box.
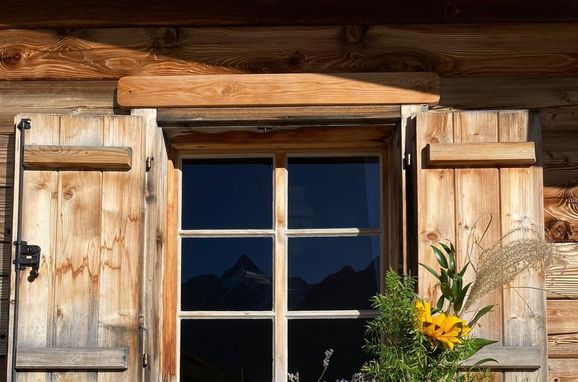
[468,305,494,327]
[458,262,470,277]
[432,245,448,268]
[436,295,445,312]
[440,242,456,274]
[419,262,439,279]
[453,282,472,312]
[469,338,499,352]
[465,358,498,370]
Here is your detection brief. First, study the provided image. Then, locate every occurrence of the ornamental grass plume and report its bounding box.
[464,227,566,311]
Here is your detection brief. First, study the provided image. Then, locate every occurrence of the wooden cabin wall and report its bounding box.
[0,24,577,381]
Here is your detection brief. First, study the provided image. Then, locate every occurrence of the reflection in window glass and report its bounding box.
[288,237,380,310]
[181,238,272,311]
[288,157,380,228]
[289,319,370,381]
[181,158,273,229]
[181,320,272,382]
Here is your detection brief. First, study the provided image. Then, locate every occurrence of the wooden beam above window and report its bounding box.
[117,73,440,108]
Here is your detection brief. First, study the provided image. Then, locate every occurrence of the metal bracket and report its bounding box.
[13,241,41,280]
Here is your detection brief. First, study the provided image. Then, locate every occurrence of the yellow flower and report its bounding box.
[415,300,471,350]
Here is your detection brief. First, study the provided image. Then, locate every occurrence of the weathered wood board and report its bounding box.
[7,114,145,381]
[2,25,578,80]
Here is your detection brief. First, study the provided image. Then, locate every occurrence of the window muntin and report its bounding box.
[178,153,385,381]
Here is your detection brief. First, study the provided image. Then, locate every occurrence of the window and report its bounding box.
[174,127,394,382]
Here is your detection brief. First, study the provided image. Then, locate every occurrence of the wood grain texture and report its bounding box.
[15,347,128,371]
[548,300,578,361]
[542,127,578,188]
[545,187,578,242]
[24,145,132,171]
[2,0,578,28]
[460,347,541,370]
[169,125,394,150]
[98,116,145,382]
[117,73,440,108]
[499,111,547,382]
[427,142,536,167]
[3,25,578,80]
[10,114,60,382]
[546,243,578,299]
[453,111,503,382]
[548,359,578,382]
[414,112,456,302]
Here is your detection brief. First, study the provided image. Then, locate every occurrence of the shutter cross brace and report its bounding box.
[13,118,41,282]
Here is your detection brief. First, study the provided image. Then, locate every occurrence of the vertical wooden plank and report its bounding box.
[415,112,456,301]
[499,111,547,382]
[453,111,503,382]
[274,153,287,382]
[98,116,145,382]
[134,109,165,382]
[401,105,424,273]
[162,147,178,382]
[10,114,60,382]
[54,115,103,382]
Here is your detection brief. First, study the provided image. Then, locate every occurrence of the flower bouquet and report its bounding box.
[362,242,496,382]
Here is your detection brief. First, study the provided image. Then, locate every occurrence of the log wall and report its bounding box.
[0,24,577,380]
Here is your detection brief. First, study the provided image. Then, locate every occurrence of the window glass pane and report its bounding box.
[288,156,380,228]
[181,158,273,229]
[289,319,370,381]
[288,237,380,310]
[181,238,272,311]
[181,320,272,382]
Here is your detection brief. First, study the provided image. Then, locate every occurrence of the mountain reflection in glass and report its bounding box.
[289,319,370,381]
[181,158,273,229]
[288,237,380,310]
[181,238,272,311]
[288,157,380,228]
[180,320,272,382]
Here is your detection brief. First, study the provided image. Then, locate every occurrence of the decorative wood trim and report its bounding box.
[459,346,541,370]
[426,142,536,167]
[15,347,128,371]
[117,73,440,108]
[24,145,132,171]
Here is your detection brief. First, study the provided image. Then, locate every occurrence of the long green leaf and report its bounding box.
[419,262,439,279]
[468,305,494,327]
[432,245,448,268]
[440,242,456,274]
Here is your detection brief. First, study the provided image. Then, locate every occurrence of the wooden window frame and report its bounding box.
[163,123,401,381]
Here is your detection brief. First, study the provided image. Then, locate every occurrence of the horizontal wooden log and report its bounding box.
[15,347,128,370]
[2,25,578,80]
[543,128,578,188]
[24,145,132,171]
[169,125,394,150]
[548,300,578,360]
[546,243,578,299]
[426,142,536,167]
[117,73,440,108]
[459,347,541,370]
[548,358,578,381]
[2,0,578,28]
[440,76,578,109]
[157,105,401,126]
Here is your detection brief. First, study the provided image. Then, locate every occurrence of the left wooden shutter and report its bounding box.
[8,114,146,382]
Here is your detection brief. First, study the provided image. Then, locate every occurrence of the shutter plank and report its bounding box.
[54,115,103,382]
[415,112,456,302]
[97,116,145,382]
[453,111,504,382]
[24,145,132,171]
[499,111,547,381]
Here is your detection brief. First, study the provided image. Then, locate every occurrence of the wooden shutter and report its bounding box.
[410,110,547,381]
[8,114,146,381]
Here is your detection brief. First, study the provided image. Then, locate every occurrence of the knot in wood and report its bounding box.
[287,51,304,67]
[546,220,572,241]
[426,231,439,242]
[342,25,369,45]
[63,188,74,200]
[1,49,23,67]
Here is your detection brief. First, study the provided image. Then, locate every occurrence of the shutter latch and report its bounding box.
[13,241,41,281]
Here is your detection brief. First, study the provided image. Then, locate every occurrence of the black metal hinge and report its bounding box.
[13,241,41,281]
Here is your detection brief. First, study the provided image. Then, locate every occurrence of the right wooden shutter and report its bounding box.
[410,110,547,381]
